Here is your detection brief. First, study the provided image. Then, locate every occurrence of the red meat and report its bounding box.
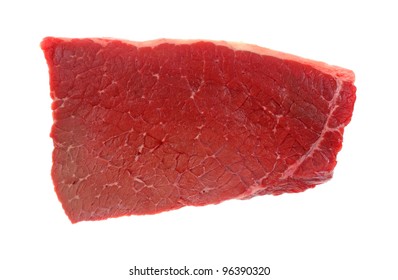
[41,37,356,223]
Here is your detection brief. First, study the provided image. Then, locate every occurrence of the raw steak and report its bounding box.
[41,37,356,223]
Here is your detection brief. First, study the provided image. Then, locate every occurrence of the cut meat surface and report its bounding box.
[41,37,356,223]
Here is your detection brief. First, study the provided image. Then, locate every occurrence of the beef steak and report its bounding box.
[41,37,356,223]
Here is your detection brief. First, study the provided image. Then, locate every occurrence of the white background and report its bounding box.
[1,0,397,279]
